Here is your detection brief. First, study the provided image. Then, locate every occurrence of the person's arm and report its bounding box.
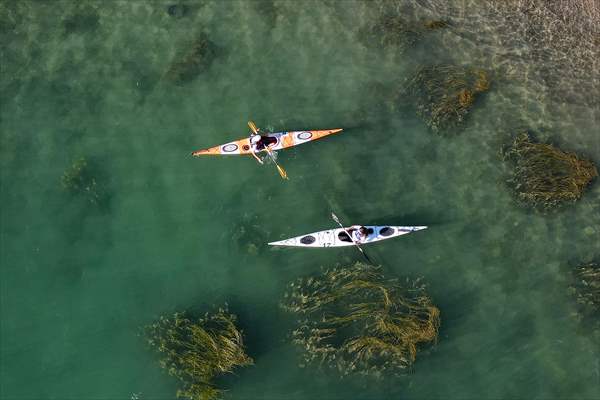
[251,149,264,164]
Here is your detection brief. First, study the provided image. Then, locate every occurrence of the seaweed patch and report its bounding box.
[61,157,109,209]
[164,33,217,85]
[403,65,490,134]
[144,307,253,400]
[502,132,597,211]
[281,263,440,378]
[569,261,600,338]
[361,14,448,51]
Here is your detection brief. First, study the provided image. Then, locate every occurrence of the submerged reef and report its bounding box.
[61,157,108,208]
[502,133,597,211]
[165,33,217,85]
[282,263,440,378]
[569,261,600,338]
[404,65,489,133]
[361,14,447,50]
[144,307,253,400]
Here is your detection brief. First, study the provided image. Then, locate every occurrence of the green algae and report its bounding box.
[404,65,489,134]
[144,307,253,400]
[164,32,217,85]
[361,14,447,51]
[281,263,440,378]
[569,261,600,338]
[62,6,99,36]
[61,157,107,208]
[230,213,270,256]
[502,132,598,211]
[363,15,421,50]
[423,20,448,30]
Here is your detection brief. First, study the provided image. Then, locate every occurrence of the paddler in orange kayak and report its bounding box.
[249,130,265,164]
[247,120,289,180]
[249,127,277,165]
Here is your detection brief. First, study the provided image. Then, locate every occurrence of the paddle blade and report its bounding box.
[276,165,289,180]
[331,212,341,224]
[248,121,258,134]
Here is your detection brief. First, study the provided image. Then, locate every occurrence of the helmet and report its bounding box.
[250,135,261,144]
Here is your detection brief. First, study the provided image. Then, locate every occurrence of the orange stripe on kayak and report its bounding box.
[282,133,295,148]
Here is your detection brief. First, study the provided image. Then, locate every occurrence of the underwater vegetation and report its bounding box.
[417,0,600,107]
[569,261,600,338]
[281,263,440,378]
[165,33,217,85]
[144,307,253,400]
[423,20,448,30]
[166,3,190,19]
[62,5,100,36]
[229,213,270,256]
[404,65,489,133]
[61,157,108,208]
[361,14,447,50]
[252,0,279,28]
[502,132,598,211]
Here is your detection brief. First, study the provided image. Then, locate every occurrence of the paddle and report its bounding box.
[247,121,289,180]
[331,212,372,263]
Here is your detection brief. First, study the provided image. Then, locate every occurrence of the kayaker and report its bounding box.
[250,131,278,163]
[249,133,265,164]
[351,226,369,242]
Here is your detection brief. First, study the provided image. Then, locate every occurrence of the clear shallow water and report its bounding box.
[1,1,599,399]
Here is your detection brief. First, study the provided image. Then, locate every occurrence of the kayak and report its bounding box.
[268,225,427,248]
[191,129,343,156]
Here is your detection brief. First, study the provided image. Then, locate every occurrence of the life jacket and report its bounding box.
[353,230,365,242]
[251,135,277,150]
[250,135,262,146]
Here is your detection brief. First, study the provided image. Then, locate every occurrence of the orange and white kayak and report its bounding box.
[191,129,343,156]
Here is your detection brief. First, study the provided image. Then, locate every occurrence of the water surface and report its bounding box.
[1,1,599,399]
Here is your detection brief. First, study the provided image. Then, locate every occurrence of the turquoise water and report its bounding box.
[1,1,599,399]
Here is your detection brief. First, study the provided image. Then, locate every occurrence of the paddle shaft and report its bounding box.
[248,121,288,179]
[331,213,372,263]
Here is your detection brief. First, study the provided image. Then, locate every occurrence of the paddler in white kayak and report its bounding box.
[338,225,369,243]
[351,226,370,243]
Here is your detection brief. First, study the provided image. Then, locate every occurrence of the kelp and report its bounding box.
[569,262,600,336]
[165,33,217,85]
[404,65,489,133]
[362,14,447,50]
[281,263,440,378]
[61,157,107,207]
[144,307,253,400]
[502,132,598,211]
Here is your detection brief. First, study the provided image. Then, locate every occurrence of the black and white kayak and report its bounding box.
[268,225,427,248]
